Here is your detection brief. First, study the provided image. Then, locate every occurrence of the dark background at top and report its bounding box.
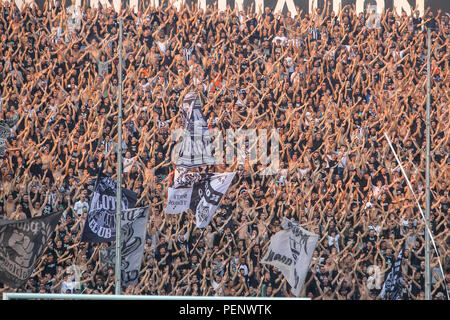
[29,0,450,14]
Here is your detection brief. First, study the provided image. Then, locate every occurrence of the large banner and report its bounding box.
[16,1,448,16]
[81,174,137,243]
[0,212,62,288]
[261,217,318,296]
[175,92,215,169]
[99,207,149,287]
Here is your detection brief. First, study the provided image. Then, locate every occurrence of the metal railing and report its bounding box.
[3,293,310,300]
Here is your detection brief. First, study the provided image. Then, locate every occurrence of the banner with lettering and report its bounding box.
[0,212,62,288]
[81,174,137,243]
[261,217,318,296]
[166,187,193,214]
[98,207,150,287]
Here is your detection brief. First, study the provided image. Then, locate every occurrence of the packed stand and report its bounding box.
[0,1,449,299]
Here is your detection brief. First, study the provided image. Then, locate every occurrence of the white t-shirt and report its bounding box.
[123,157,134,173]
[156,40,169,54]
[73,200,89,217]
[212,280,223,296]
[328,234,340,249]
[272,36,287,44]
[238,265,249,276]
[61,280,77,293]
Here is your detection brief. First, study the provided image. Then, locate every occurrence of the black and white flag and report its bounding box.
[172,167,204,189]
[165,172,235,228]
[381,242,405,300]
[175,92,214,168]
[179,92,195,130]
[261,217,318,297]
[166,168,204,215]
[190,172,235,228]
[99,207,150,287]
[0,212,62,288]
[81,174,137,243]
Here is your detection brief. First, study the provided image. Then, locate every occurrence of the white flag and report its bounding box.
[261,217,318,296]
[166,187,193,214]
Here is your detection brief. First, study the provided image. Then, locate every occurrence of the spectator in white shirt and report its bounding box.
[73,195,89,218]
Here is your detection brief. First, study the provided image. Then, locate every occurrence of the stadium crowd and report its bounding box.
[0,0,449,300]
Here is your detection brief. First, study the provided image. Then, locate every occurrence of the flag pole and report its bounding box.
[115,16,123,296]
[425,26,431,301]
[383,131,449,300]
